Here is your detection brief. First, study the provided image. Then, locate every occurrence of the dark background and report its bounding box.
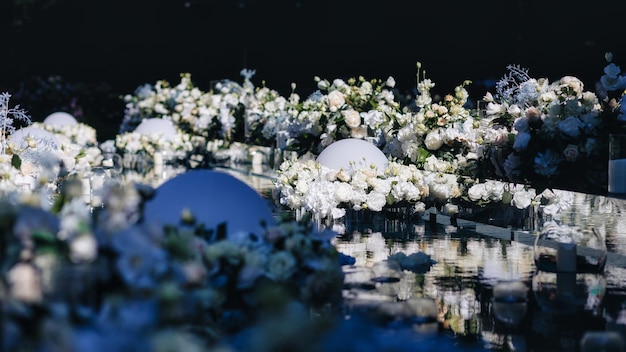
[1,0,625,140]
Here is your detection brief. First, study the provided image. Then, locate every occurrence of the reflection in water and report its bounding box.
[330,200,626,350]
[213,167,626,351]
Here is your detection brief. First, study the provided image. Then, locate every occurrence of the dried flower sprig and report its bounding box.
[0,92,32,154]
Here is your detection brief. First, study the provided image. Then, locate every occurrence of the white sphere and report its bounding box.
[43,112,78,126]
[9,126,59,150]
[316,138,388,172]
[143,170,276,237]
[134,118,177,141]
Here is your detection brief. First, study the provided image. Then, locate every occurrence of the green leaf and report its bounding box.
[11,154,21,169]
[31,230,57,244]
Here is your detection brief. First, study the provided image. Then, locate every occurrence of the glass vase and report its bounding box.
[533,193,610,274]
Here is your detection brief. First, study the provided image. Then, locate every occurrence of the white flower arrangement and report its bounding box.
[0,94,96,197]
[114,128,195,162]
[275,158,431,221]
[273,150,581,223]
[244,80,300,147]
[478,63,610,193]
[31,121,98,148]
[284,75,403,155]
[382,64,492,180]
[121,73,242,142]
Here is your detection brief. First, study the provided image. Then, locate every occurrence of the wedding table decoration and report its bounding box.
[6,48,626,349]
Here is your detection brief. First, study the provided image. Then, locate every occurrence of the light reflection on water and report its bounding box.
[226,167,626,351]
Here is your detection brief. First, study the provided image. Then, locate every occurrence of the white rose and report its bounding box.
[424,130,444,150]
[369,177,391,195]
[484,181,505,200]
[430,182,452,200]
[325,170,338,182]
[365,191,387,212]
[402,183,422,201]
[343,109,361,128]
[361,110,383,129]
[560,76,584,95]
[327,90,345,112]
[467,183,487,201]
[511,189,536,209]
[332,78,347,88]
[334,182,354,203]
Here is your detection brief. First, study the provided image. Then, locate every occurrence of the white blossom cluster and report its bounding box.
[114,128,195,161]
[120,73,243,141]
[31,121,98,148]
[275,158,432,221]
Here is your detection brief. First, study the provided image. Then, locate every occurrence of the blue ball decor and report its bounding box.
[142,169,276,237]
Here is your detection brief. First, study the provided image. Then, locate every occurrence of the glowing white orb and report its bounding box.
[143,170,275,237]
[43,112,78,126]
[134,118,177,141]
[9,126,59,150]
[316,138,388,172]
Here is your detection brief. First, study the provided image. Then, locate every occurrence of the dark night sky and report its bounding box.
[2,0,625,112]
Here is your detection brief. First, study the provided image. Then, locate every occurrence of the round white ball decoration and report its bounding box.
[316,138,388,172]
[9,126,59,150]
[134,118,177,141]
[43,111,78,126]
[143,170,276,237]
